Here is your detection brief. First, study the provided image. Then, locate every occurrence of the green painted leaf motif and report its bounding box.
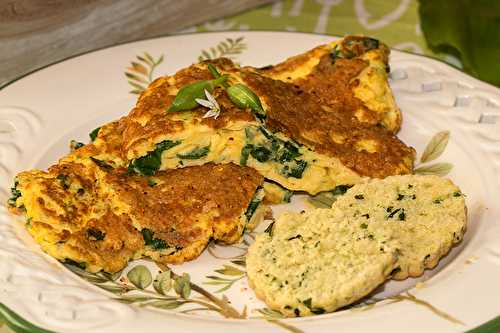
[414,162,453,176]
[153,270,172,295]
[420,131,450,163]
[167,75,228,113]
[127,265,153,289]
[215,265,245,276]
[257,307,285,319]
[227,83,265,117]
[197,37,247,62]
[173,273,191,299]
[145,300,185,310]
[0,303,55,333]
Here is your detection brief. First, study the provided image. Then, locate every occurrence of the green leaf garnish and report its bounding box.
[89,127,101,141]
[70,140,85,150]
[128,140,181,176]
[227,83,266,119]
[176,145,210,160]
[90,157,113,170]
[87,228,105,241]
[7,181,21,207]
[167,75,228,113]
[244,187,264,222]
[141,228,168,250]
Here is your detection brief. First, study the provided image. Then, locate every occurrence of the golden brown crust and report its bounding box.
[242,71,415,178]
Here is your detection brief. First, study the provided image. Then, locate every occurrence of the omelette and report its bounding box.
[8,121,266,272]
[122,36,415,194]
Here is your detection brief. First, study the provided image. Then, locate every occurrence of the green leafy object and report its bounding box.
[207,63,221,78]
[87,228,105,241]
[332,185,352,196]
[56,174,70,190]
[167,75,228,113]
[129,140,181,176]
[0,303,56,333]
[7,181,21,207]
[282,160,307,178]
[283,190,293,203]
[414,162,453,176]
[174,273,191,299]
[147,300,185,310]
[420,131,450,163]
[244,187,263,222]
[63,259,87,270]
[70,140,85,150]
[264,221,275,237]
[90,157,113,170]
[240,144,253,166]
[127,265,153,289]
[153,270,172,295]
[89,127,101,141]
[176,145,210,160]
[419,0,500,87]
[227,83,266,118]
[250,146,272,163]
[141,228,168,250]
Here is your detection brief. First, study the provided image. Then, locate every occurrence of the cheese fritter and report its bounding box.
[247,175,467,316]
[121,44,414,194]
[246,209,399,317]
[9,121,266,272]
[257,35,401,133]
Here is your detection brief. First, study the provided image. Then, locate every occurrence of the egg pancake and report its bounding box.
[9,121,266,272]
[121,48,414,194]
[256,35,401,133]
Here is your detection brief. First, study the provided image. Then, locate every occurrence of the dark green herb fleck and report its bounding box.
[70,140,85,150]
[386,206,393,213]
[90,157,113,170]
[332,185,352,196]
[87,228,105,241]
[360,223,368,229]
[354,194,364,200]
[250,146,272,162]
[287,234,302,241]
[388,208,401,218]
[453,191,461,197]
[398,209,406,221]
[264,222,275,237]
[397,194,405,201]
[7,181,22,207]
[361,214,370,219]
[244,188,263,222]
[282,160,307,178]
[56,174,70,190]
[129,140,181,176]
[240,144,253,166]
[89,127,101,141]
[141,228,168,250]
[177,145,210,160]
[148,179,157,187]
[283,190,293,203]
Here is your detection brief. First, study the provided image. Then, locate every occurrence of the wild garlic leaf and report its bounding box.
[89,127,101,141]
[153,270,172,295]
[127,265,153,289]
[167,75,228,113]
[227,83,266,118]
[414,163,453,176]
[420,131,450,163]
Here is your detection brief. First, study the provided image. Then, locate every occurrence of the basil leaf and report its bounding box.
[89,127,101,141]
[176,145,210,160]
[167,75,228,113]
[128,140,181,176]
[227,83,266,118]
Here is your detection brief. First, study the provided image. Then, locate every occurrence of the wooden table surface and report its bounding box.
[0,0,274,87]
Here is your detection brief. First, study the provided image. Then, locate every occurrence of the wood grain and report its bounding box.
[0,0,274,86]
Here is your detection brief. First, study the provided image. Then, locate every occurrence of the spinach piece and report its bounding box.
[89,127,101,141]
[70,140,85,150]
[7,181,21,207]
[354,194,365,200]
[388,208,401,219]
[129,140,181,176]
[177,145,210,160]
[250,146,272,162]
[240,144,253,166]
[64,259,87,270]
[87,228,105,241]
[141,228,168,250]
[56,174,70,190]
[282,160,307,178]
[244,187,263,222]
[90,157,113,170]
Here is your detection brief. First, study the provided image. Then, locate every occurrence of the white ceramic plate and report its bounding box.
[1,31,500,333]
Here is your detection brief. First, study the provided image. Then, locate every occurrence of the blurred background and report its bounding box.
[1,0,499,85]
